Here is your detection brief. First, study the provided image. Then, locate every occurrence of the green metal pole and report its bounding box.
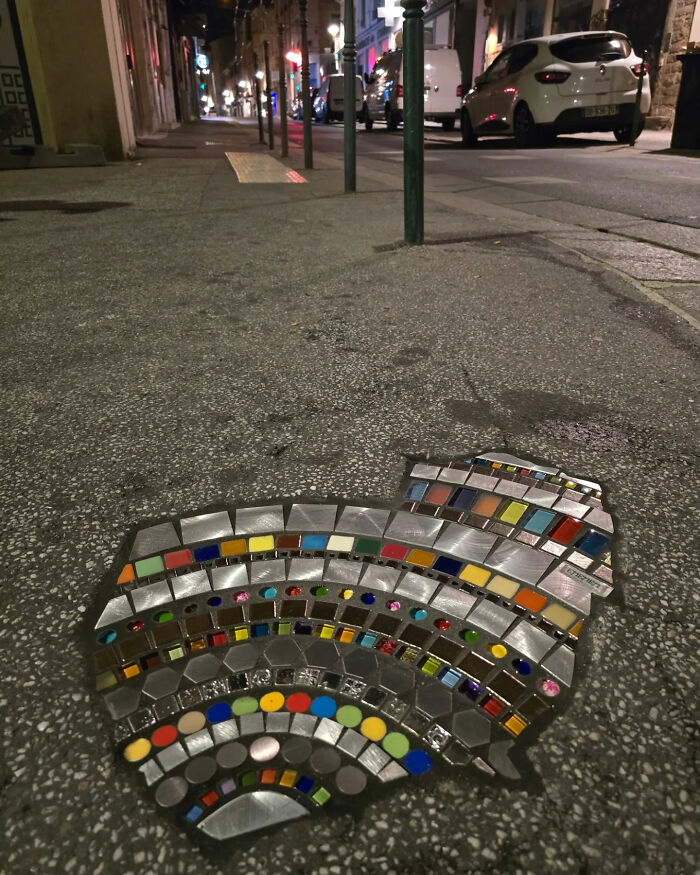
[343,0,356,192]
[278,22,289,158]
[264,40,274,150]
[253,51,265,143]
[401,0,424,243]
[299,0,313,169]
[630,49,647,147]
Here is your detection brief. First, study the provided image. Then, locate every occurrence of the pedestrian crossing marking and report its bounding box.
[225,152,306,183]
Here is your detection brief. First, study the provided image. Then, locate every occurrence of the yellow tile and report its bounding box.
[407,549,435,567]
[234,625,249,641]
[460,564,491,586]
[279,770,297,787]
[337,627,355,643]
[498,501,528,524]
[541,603,576,629]
[317,624,334,639]
[503,714,528,736]
[491,462,502,469]
[249,535,275,552]
[121,662,140,679]
[486,575,519,598]
[569,619,584,638]
[221,538,246,556]
[189,637,206,651]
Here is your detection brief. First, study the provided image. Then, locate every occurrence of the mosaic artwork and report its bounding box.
[90,451,615,848]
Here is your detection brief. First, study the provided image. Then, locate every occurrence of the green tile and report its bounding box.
[355,538,381,555]
[276,621,291,635]
[96,670,117,691]
[240,771,256,787]
[420,656,442,676]
[134,555,165,578]
[312,787,330,805]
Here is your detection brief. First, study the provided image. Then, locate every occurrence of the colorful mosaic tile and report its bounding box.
[90,451,616,847]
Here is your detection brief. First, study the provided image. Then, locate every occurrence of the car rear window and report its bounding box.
[550,35,632,62]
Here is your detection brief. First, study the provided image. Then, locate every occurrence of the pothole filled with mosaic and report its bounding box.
[90,451,615,845]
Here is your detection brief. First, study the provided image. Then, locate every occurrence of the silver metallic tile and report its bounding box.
[182,757,215,787]
[410,463,441,479]
[539,568,592,614]
[170,569,211,600]
[138,759,164,787]
[265,638,302,666]
[251,668,273,687]
[130,580,172,613]
[552,498,590,519]
[416,685,452,718]
[384,511,443,547]
[433,523,498,562]
[503,621,554,662]
[522,487,558,507]
[343,649,377,679]
[305,640,340,669]
[339,677,367,698]
[290,713,317,737]
[314,717,343,745]
[562,488,583,503]
[265,711,291,733]
[324,559,363,585]
[212,719,239,744]
[487,740,520,779]
[239,712,265,736]
[181,511,233,543]
[358,743,390,774]
[211,564,249,591]
[477,452,558,475]
[153,695,179,721]
[583,507,614,533]
[234,505,284,535]
[430,585,477,619]
[130,522,181,560]
[337,728,367,757]
[104,686,141,720]
[183,728,214,756]
[493,479,528,498]
[437,467,468,485]
[200,678,229,700]
[567,551,593,569]
[452,709,491,747]
[156,741,188,771]
[335,506,390,537]
[184,653,221,683]
[198,791,309,840]
[249,559,286,585]
[286,503,338,531]
[216,741,248,769]
[377,761,408,783]
[516,531,539,546]
[558,564,612,596]
[223,643,258,672]
[155,775,188,807]
[129,708,155,732]
[542,645,576,686]
[95,595,132,628]
[467,599,516,636]
[540,540,566,556]
[486,540,553,585]
[424,724,451,750]
[142,667,181,700]
[359,564,401,593]
[395,571,440,603]
[288,558,325,581]
[466,472,497,491]
[281,736,313,763]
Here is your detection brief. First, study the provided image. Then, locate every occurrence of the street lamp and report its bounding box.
[328,24,340,37]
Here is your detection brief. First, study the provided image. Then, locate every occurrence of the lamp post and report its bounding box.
[299,0,313,169]
[342,0,356,193]
[278,22,289,157]
[264,40,274,150]
[253,52,265,143]
[401,0,424,243]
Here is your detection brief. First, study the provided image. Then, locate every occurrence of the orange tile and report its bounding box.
[260,769,276,784]
[221,539,247,556]
[117,564,135,585]
[406,549,435,567]
[514,588,547,612]
[569,620,584,638]
[472,495,501,517]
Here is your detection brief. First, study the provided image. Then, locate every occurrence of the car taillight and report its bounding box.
[632,62,649,76]
[535,71,570,84]
[397,84,403,98]
[456,84,462,97]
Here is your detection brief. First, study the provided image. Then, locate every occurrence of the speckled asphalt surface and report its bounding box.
[0,121,698,874]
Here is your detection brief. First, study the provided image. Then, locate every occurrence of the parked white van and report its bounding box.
[313,74,364,123]
[363,47,461,131]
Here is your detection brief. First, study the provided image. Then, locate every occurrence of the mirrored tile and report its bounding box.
[358,743,391,774]
[438,467,468,485]
[486,541,553,585]
[156,742,188,771]
[239,712,265,736]
[466,472,497,491]
[377,761,408,782]
[290,713,317,737]
[212,719,239,744]
[504,621,554,662]
[181,511,233,543]
[198,792,309,840]
[430,584,477,619]
[411,463,441,479]
[395,571,440,603]
[250,559,286,584]
[130,522,181,560]
[493,479,528,498]
[522,487,558,507]
[542,645,575,685]
[583,508,614,533]
[337,728,367,757]
[467,599,516,636]
[288,558,325,581]
[384,511,443,547]
[324,559,363,585]
[286,504,338,531]
[171,569,211,600]
[314,717,343,745]
[359,564,401,592]
[138,759,164,786]
[95,595,132,628]
[235,506,284,535]
[130,580,172,613]
[552,498,589,519]
[184,728,214,756]
[539,569,592,614]
[434,523,498,563]
[211,564,249,591]
[476,452,558,474]
[265,711,291,733]
[335,506,390,537]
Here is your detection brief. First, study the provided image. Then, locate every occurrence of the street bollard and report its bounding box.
[278,22,289,158]
[630,49,648,148]
[401,0,425,243]
[264,40,274,151]
[253,51,265,144]
[299,0,313,169]
[343,0,356,193]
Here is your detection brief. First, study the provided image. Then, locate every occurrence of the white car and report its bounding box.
[312,74,364,123]
[461,31,652,147]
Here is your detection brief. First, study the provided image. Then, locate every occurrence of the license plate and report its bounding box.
[584,104,618,117]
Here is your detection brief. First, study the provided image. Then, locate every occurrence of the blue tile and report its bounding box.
[523,508,556,535]
[449,487,478,511]
[576,530,609,557]
[301,534,328,550]
[438,667,462,688]
[358,631,377,648]
[251,623,270,638]
[407,481,428,501]
[295,775,314,793]
[185,805,203,822]
[193,543,220,562]
[432,555,462,576]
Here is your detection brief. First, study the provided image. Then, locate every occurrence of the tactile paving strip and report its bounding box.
[89,450,616,848]
[225,152,306,183]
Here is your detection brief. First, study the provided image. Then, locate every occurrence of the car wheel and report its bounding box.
[386,105,398,131]
[442,118,456,131]
[460,108,477,147]
[364,105,373,131]
[513,103,537,148]
[324,107,331,124]
[614,117,645,143]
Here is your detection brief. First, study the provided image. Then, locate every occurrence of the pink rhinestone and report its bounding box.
[538,678,560,697]
[233,591,249,603]
[386,600,400,611]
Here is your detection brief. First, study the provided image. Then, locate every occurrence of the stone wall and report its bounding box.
[651,0,698,126]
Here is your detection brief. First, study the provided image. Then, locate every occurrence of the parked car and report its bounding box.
[461,31,652,148]
[312,74,365,123]
[291,88,318,120]
[363,47,461,131]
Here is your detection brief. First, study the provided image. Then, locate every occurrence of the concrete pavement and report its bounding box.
[0,119,698,874]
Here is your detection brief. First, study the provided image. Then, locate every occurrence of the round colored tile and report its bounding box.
[97,629,116,645]
[151,725,178,748]
[335,765,367,795]
[206,702,233,723]
[336,705,362,728]
[310,696,337,718]
[410,608,428,620]
[285,692,311,713]
[405,749,432,775]
[360,716,387,742]
[249,736,280,762]
[360,593,375,605]
[260,586,277,599]
[123,738,151,762]
[382,732,410,758]
[177,711,206,734]
[231,696,259,716]
[260,691,285,712]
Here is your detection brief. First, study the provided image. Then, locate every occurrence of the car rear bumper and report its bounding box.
[549,102,646,133]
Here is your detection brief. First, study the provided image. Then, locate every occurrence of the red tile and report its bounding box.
[380,543,408,561]
[426,484,452,505]
[549,518,583,544]
[164,549,193,570]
